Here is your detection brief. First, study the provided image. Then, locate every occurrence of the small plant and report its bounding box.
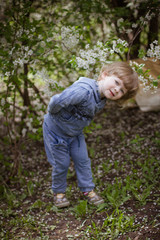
[102,180,131,209]
[130,134,145,152]
[102,160,112,174]
[29,199,45,210]
[27,180,35,196]
[84,121,102,134]
[89,144,96,158]
[119,131,126,141]
[131,185,152,206]
[2,186,17,208]
[72,200,88,218]
[152,131,160,147]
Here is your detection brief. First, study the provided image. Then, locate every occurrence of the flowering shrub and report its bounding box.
[0,0,159,142]
[0,0,159,177]
[72,39,128,76]
[69,39,160,93]
[147,41,160,60]
[130,61,159,93]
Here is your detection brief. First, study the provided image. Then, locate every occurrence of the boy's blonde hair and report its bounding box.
[98,62,139,101]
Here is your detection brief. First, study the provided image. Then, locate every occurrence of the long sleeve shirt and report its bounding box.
[44,77,106,137]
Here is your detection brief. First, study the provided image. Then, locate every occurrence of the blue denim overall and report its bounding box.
[43,77,106,193]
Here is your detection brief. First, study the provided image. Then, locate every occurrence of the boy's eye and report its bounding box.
[115,80,119,85]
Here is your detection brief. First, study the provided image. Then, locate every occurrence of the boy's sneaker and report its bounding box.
[84,190,104,205]
[54,193,70,208]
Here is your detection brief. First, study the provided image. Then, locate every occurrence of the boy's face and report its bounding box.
[99,73,127,100]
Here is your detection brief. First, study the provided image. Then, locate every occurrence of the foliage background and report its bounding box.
[0,1,160,239]
[0,0,160,198]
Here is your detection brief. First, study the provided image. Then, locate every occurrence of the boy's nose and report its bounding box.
[115,86,120,92]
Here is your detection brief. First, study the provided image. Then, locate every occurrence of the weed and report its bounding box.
[84,121,102,134]
[119,131,126,141]
[129,134,145,152]
[131,185,152,206]
[71,200,88,218]
[27,180,35,196]
[102,180,131,209]
[89,143,95,158]
[45,204,59,213]
[102,160,112,174]
[29,199,45,210]
[152,131,160,147]
[2,186,17,208]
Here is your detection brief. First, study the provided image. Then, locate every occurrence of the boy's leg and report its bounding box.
[43,122,70,193]
[70,134,104,205]
[70,134,95,192]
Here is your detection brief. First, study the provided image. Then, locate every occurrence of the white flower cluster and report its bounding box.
[11,45,33,68]
[117,18,124,27]
[76,41,109,70]
[16,28,23,38]
[61,26,81,50]
[0,98,5,106]
[76,39,128,71]
[130,61,158,93]
[16,27,36,39]
[22,113,43,137]
[117,18,134,35]
[13,58,25,67]
[128,0,156,13]
[118,4,155,33]
[140,12,155,26]
[111,39,128,53]
[147,41,160,61]
[4,71,13,77]
[126,0,144,9]
[36,69,61,97]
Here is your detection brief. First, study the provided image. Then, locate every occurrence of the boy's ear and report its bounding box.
[101,71,108,80]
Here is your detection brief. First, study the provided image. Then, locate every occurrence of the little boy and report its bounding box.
[43,62,139,208]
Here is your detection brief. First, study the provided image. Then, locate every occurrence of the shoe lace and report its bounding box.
[88,190,96,198]
[56,193,65,199]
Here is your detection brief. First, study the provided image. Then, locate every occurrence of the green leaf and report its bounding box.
[153,80,158,87]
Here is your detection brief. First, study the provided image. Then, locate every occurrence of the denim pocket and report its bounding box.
[60,110,72,120]
[59,108,76,123]
[49,131,67,148]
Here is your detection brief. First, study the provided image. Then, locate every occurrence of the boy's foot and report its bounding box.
[54,193,70,208]
[84,190,104,206]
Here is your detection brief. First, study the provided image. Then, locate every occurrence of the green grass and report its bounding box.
[86,208,138,240]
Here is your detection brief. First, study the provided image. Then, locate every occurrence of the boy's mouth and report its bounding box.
[109,90,115,96]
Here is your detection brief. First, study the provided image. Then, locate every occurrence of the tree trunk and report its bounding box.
[23,63,31,107]
[147,14,159,48]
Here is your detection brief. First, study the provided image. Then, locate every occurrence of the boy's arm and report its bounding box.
[48,86,89,114]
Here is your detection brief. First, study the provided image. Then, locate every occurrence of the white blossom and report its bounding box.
[1,98,5,106]
[5,71,11,77]
[142,56,148,61]
[25,46,29,51]
[147,42,160,60]
[153,40,158,45]
[22,128,27,137]
[61,26,80,49]
[126,29,132,34]
[35,69,62,97]
[129,60,158,93]
[117,18,124,27]
[132,23,138,28]
[28,50,33,56]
